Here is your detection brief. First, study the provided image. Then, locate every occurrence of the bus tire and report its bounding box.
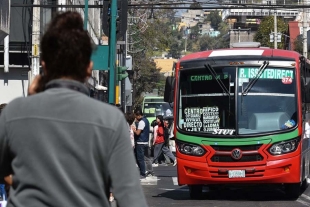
[301,161,309,191]
[188,185,203,199]
[284,183,301,200]
[301,177,309,191]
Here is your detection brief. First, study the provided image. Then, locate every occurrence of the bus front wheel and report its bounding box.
[188,185,203,199]
[284,183,301,200]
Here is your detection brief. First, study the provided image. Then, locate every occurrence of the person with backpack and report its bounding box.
[152,115,177,167]
[133,108,154,179]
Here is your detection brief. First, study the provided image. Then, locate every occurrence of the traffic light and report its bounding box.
[102,1,110,36]
[102,0,128,40]
[116,0,128,40]
[117,66,128,82]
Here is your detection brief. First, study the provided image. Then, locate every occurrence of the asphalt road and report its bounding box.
[142,164,310,207]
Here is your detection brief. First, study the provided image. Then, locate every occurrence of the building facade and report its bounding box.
[0,0,103,103]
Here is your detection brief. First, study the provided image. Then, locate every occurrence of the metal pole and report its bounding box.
[121,41,126,112]
[108,0,117,104]
[303,1,308,58]
[83,0,88,30]
[238,27,240,42]
[31,0,40,82]
[274,11,277,49]
[4,35,9,73]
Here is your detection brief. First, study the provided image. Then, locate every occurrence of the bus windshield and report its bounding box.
[142,97,173,123]
[238,67,296,134]
[177,66,297,135]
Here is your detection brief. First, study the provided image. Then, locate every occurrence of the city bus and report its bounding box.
[164,42,310,199]
[142,96,173,124]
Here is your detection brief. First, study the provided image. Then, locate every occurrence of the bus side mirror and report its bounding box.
[164,76,175,103]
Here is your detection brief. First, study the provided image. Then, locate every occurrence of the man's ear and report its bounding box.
[86,61,93,78]
[41,61,47,75]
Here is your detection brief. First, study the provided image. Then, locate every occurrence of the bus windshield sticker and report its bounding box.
[189,73,229,82]
[282,77,293,84]
[183,107,220,132]
[239,68,294,79]
[212,129,236,135]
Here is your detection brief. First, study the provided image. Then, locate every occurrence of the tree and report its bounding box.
[294,35,303,55]
[131,52,162,108]
[128,8,177,107]
[293,35,310,58]
[169,41,182,59]
[254,16,288,49]
[205,10,222,30]
[218,22,229,34]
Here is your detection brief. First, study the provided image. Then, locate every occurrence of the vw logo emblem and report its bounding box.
[231,148,242,160]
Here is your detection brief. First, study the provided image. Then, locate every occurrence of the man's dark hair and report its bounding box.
[125,112,135,125]
[134,107,143,116]
[0,103,7,115]
[115,104,124,113]
[36,11,92,92]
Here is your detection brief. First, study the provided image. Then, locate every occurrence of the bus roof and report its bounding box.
[143,96,164,103]
[179,48,301,62]
[143,96,163,99]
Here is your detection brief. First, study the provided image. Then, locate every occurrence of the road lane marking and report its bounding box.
[297,198,310,206]
[140,176,160,185]
[301,194,310,201]
[159,188,189,192]
[172,177,178,185]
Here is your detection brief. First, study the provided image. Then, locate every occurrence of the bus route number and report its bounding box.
[282,77,292,84]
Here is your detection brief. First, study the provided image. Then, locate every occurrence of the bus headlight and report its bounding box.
[177,141,206,156]
[268,138,300,155]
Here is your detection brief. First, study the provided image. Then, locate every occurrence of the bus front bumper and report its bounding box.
[177,155,301,185]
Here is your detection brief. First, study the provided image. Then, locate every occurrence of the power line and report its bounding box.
[10,3,310,9]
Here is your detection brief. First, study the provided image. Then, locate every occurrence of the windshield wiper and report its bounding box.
[242,61,269,96]
[204,64,230,96]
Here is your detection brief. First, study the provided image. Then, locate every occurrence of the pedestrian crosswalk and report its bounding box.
[297,194,310,206]
[140,176,177,186]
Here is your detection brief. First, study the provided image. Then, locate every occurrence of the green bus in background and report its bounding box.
[142,96,173,124]
[142,96,175,155]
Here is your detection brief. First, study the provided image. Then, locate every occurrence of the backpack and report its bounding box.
[164,125,170,146]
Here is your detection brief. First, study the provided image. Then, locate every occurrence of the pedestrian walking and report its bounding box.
[152,115,177,167]
[0,11,147,207]
[125,112,136,148]
[133,108,154,179]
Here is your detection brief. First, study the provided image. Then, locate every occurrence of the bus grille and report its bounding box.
[211,144,262,151]
[210,144,263,163]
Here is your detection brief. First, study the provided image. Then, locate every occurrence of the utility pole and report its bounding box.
[303,0,308,58]
[121,41,126,112]
[83,0,88,30]
[274,11,277,49]
[31,0,40,82]
[108,0,117,104]
[184,36,187,52]
[4,35,9,73]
